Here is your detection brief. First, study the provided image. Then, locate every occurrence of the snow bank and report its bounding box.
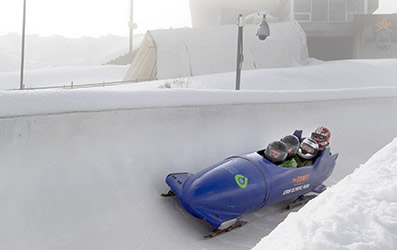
[253,139,397,250]
[2,87,397,118]
[188,59,397,90]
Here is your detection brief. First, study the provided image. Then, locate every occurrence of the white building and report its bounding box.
[189,0,378,25]
[123,21,309,82]
[189,0,280,27]
[189,0,381,60]
[124,0,388,81]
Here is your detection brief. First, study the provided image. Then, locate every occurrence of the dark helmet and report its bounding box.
[265,141,288,164]
[297,138,319,160]
[280,135,300,158]
[311,126,331,149]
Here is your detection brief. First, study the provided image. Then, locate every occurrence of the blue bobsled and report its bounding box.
[164,145,338,230]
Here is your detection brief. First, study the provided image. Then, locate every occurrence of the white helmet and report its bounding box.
[297,138,319,160]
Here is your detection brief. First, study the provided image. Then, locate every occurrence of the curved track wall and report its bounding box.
[1,93,396,250]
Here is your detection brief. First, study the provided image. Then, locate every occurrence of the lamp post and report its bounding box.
[20,0,27,90]
[129,0,134,54]
[235,12,270,90]
[235,15,244,91]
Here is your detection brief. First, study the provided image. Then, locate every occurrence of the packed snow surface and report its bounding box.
[253,139,397,250]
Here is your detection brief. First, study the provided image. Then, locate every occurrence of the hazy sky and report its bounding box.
[0,0,192,37]
[0,0,396,38]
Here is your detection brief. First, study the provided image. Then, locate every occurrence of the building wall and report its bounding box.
[307,36,354,60]
[187,0,394,60]
[189,0,280,27]
[353,14,397,59]
[277,0,383,60]
[283,0,379,22]
[304,13,397,60]
[188,0,379,27]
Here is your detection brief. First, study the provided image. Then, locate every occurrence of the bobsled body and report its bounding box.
[165,147,338,229]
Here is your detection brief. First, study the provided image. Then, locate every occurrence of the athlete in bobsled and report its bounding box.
[161,126,337,238]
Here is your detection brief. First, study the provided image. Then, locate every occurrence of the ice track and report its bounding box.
[1,89,397,250]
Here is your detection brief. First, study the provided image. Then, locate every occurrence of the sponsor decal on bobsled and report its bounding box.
[282,184,310,195]
[293,174,310,186]
[235,174,248,189]
[224,165,248,188]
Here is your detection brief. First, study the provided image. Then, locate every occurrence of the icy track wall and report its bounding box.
[1,89,397,250]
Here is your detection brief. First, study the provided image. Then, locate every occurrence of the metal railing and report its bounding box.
[5,78,154,91]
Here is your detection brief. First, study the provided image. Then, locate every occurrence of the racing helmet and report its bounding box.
[297,138,319,160]
[280,135,300,158]
[311,126,330,149]
[265,141,288,164]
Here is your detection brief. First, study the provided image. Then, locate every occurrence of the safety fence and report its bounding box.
[5,78,154,91]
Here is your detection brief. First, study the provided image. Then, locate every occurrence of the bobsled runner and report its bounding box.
[162,143,338,238]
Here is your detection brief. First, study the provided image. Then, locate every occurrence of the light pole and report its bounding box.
[235,14,244,91]
[129,0,134,54]
[20,0,27,90]
[235,12,270,90]
[128,0,138,55]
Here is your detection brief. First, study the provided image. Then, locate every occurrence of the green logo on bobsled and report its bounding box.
[235,174,248,188]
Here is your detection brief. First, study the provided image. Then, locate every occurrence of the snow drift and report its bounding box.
[253,138,397,250]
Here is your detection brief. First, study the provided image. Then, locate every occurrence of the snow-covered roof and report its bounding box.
[124,21,309,81]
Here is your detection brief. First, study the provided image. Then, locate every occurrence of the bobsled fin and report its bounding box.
[293,130,303,142]
[330,153,339,161]
[199,209,242,229]
[165,172,192,198]
[160,190,176,197]
[313,184,327,193]
[204,220,247,239]
[287,194,317,210]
